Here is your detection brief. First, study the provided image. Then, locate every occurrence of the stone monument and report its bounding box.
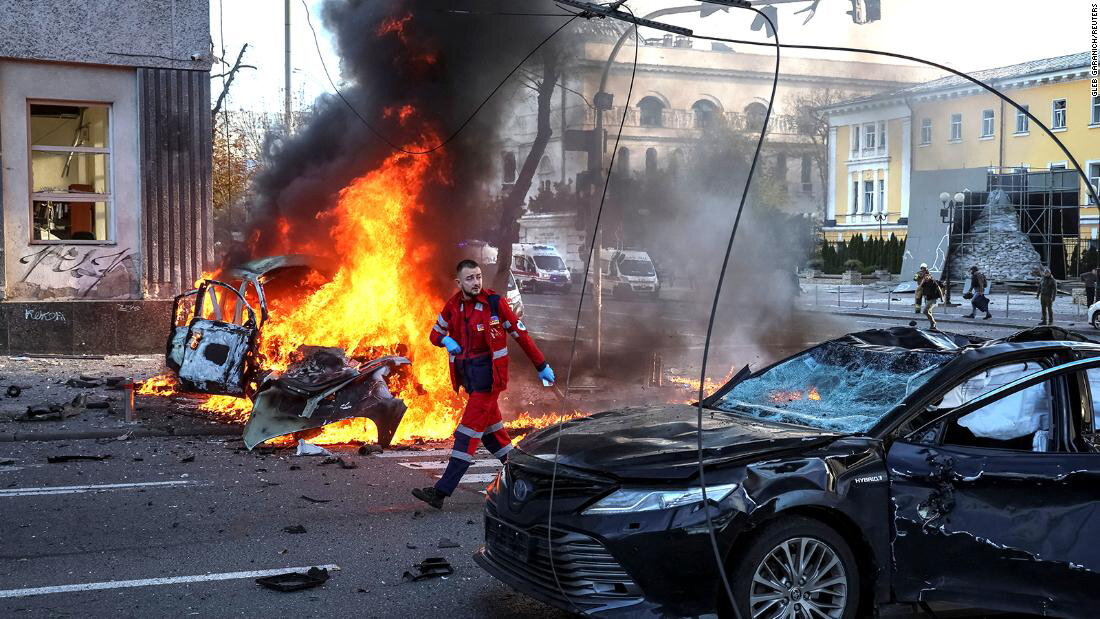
[948,190,1042,281]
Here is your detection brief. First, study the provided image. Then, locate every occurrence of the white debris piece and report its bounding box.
[295,439,334,457]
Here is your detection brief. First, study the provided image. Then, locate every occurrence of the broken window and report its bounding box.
[638,97,665,128]
[1052,99,1067,129]
[949,113,962,141]
[938,361,1052,452]
[919,118,931,145]
[980,109,994,137]
[29,103,111,241]
[1015,105,1029,134]
[712,342,950,433]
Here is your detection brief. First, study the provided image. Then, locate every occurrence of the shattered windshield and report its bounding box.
[533,255,565,271]
[619,259,655,277]
[711,342,952,433]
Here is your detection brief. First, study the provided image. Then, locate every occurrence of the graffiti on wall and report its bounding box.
[18,245,135,298]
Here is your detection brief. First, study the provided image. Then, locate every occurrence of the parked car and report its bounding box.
[1087,299,1100,328]
[512,243,572,293]
[475,326,1100,617]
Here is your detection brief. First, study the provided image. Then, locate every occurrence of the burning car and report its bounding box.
[476,326,1100,617]
[166,255,410,449]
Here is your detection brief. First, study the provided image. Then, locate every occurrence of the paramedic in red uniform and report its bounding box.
[412,259,554,509]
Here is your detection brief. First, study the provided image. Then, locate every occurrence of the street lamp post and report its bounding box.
[939,191,967,305]
[871,211,887,270]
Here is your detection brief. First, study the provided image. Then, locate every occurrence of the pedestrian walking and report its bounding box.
[963,265,992,320]
[412,259,554,509]
[1083,267,1098,308]
[918,271,944,329]
[913,262,930,313]
[1037,268,1057,326]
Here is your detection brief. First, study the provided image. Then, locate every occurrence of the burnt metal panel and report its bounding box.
[138,67,212,298]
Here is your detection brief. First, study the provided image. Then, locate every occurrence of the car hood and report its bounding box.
[517,404,841,480]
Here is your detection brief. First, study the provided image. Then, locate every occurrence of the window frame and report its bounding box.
[1015,104,1030,134]
[877,178,885,213]
[1052,98,1067,130]
[851,180,859,213]
[27,99,114,245]
[863,179,874,214]
[1086,160,1100,206]
[919,118,931,145]
[949,113,962,141]
[862,122,876,151]
[980,108,995,138]
[1091,95,1100,126]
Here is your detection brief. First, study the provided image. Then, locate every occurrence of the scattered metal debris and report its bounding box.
[255,566,330,592]
[318,456,357,469]
[358,443,383,456]
[25,403,66,419]
[283,524,307,534]
[180,454,196,463]
[85,398,111,409]
[47,454,111,463]
[437,538,460,549]
[299,495,333,504]
[402,558,453,582]
[0,459,14,466]
[66,378,99,388]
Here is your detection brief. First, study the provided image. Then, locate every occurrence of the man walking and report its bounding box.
[963,265,992,320]
[1037,268,1057,326]
[412,259,554,509]
[1083,267,1098,308]
[914,262,930,313]
[918,271,944,329]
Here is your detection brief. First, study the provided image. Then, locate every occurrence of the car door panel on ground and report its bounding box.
[888,356,1100,616]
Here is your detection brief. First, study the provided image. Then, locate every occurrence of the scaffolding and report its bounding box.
[945,167,1081,279]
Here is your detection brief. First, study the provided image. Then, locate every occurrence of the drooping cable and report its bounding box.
[545,6,639,613]
[300,0,577,156]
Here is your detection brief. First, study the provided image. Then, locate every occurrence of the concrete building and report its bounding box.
[822,52,1098,278]
[0,1,212,354]
[499,27,939,207]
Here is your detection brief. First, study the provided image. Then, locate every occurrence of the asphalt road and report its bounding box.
[0,304,1037,618]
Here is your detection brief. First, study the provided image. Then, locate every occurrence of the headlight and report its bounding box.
[582,483,738,515]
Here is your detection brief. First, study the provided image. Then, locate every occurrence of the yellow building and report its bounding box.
[823,52,1099,275]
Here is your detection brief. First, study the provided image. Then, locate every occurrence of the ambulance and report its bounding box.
[511,243,572,293]
[598,248,660,298]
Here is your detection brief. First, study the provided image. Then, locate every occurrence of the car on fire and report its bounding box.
[475,326,1100,618]
[166,255,410,449]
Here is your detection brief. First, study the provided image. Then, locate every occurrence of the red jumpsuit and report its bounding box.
[429,289,546,495]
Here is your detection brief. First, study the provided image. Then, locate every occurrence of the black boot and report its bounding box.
[963,313,975,319]
[983,313,992,320]
[412,487,446,509]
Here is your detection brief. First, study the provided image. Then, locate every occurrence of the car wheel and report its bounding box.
[1092,312,1100,329]
[726,516,860,619]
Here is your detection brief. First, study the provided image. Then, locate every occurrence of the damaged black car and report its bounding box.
[475,326,1100,618]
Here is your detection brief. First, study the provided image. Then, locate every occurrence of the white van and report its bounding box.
[511,243,572,293]
[598,248,660,298]
[457,240,524,318]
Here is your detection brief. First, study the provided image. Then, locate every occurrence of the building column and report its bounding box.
[827,126,837,221]
[901,116,912,219]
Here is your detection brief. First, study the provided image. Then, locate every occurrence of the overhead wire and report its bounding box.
[300,0,578,156]
[545,4,639,614]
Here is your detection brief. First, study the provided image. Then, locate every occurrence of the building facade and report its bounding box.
[0,1,212,353]
[499,29,940,217]
[823,52,1098,277]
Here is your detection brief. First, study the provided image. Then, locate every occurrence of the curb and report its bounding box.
[811,307,1094,331]
[0,424,240,443]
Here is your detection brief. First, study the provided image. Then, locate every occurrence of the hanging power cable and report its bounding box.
[301,0,577,156]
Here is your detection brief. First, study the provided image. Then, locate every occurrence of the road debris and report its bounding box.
[255,566,330,592]
[437,538,460,549]
[47,454,111,463]
[318,456,357,469]
[283,524,307,534]
[299,495,333,503]
[180,454,196,463]
[6,386,21,398]
[402,558,453,582]
[358,443,383,456]
[66,378,100,388]
[294,439,333,457]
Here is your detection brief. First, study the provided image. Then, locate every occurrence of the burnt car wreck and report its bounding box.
[166,255,409,448]
[476,326,1100,618]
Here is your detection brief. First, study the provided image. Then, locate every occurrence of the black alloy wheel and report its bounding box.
[725,516,860,619]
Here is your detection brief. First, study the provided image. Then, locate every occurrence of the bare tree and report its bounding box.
[491,47,562,290]
[786,88,854,216]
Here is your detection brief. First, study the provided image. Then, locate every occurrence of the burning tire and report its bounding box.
[726,516,860,619]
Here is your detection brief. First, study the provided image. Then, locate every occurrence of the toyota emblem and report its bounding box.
[512,478,532,502]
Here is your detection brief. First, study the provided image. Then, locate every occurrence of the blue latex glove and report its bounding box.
[538,365,555,385]
[441,336,462,355]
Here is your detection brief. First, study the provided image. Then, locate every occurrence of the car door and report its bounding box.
[887,357,1100,614]
[177,280,259,397]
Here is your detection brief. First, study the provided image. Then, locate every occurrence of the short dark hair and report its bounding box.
[456,259,479,273]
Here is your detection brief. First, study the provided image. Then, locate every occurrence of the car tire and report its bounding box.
[1092,312,1100,329]
[724,516,860,619]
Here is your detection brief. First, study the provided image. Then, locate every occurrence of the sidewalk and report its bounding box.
[799,281,1097,332]
[0,355,240,443]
